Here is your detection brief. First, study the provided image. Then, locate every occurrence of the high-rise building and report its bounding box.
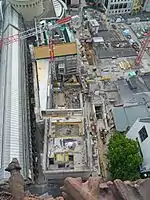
[0,4,35,181]
[104,0,133,15]
[8,0,44,21]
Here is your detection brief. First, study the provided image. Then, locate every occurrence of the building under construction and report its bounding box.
[42,116,92,180]
[30,16,93,188]
[32,18,80,113]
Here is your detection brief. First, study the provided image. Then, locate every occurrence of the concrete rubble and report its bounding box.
[0,159,150,200]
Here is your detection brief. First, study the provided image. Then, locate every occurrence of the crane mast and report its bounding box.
[135,32,150,65]
[48,32,56,80]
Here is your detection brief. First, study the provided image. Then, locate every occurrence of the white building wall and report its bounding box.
[127,119,150,171]
[8,0,44,21]
[107,0,133,15]
[0,4,31,180]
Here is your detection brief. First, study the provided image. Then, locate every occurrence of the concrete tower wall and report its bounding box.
[8,0,44,21]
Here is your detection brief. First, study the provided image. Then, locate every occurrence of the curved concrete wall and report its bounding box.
[8,0,44,21]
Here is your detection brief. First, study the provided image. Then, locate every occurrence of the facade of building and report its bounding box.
[0,4,34,181]
[105,0,133,15]
[8,0,44,21]
[127,118,150,173]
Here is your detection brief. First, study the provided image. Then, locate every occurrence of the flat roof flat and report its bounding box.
[113,104,150,132]
[34,43,77,59]
[47,136,87,171]
[96,46,137,59]
[116,78,150,104]
[94,30,137,58]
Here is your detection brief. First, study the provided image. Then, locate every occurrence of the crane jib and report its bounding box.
[0,15,80,46]
[56,16,72,24]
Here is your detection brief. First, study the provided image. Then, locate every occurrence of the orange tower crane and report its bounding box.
[135,32,150,65]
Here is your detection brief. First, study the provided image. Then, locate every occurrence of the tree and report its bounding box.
[107,132,142,181]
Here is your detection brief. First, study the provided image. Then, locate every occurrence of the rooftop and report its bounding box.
[113,104,150,132]
[44,116,88,172]
[142,75,150,91]
[47,136,87,171]
[116,77,150,104]
[93,32,137,59]
[112,75,150,131]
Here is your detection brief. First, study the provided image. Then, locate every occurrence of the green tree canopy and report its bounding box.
[107,132,143,181]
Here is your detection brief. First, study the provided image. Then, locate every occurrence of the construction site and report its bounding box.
[0,0,150,198]
[29,13,101,195]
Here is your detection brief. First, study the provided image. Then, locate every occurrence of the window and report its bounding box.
[136,138,143,157]
[115,4,118,9]
[58,163,65,168]
[139,126,148,142]
[49,158,54,165]
[123,3,127,8]
[69,155,74,161]
[119,3,123,8]
[110,5,114,9]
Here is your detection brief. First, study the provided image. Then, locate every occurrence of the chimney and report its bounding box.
[5,158,25,200]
